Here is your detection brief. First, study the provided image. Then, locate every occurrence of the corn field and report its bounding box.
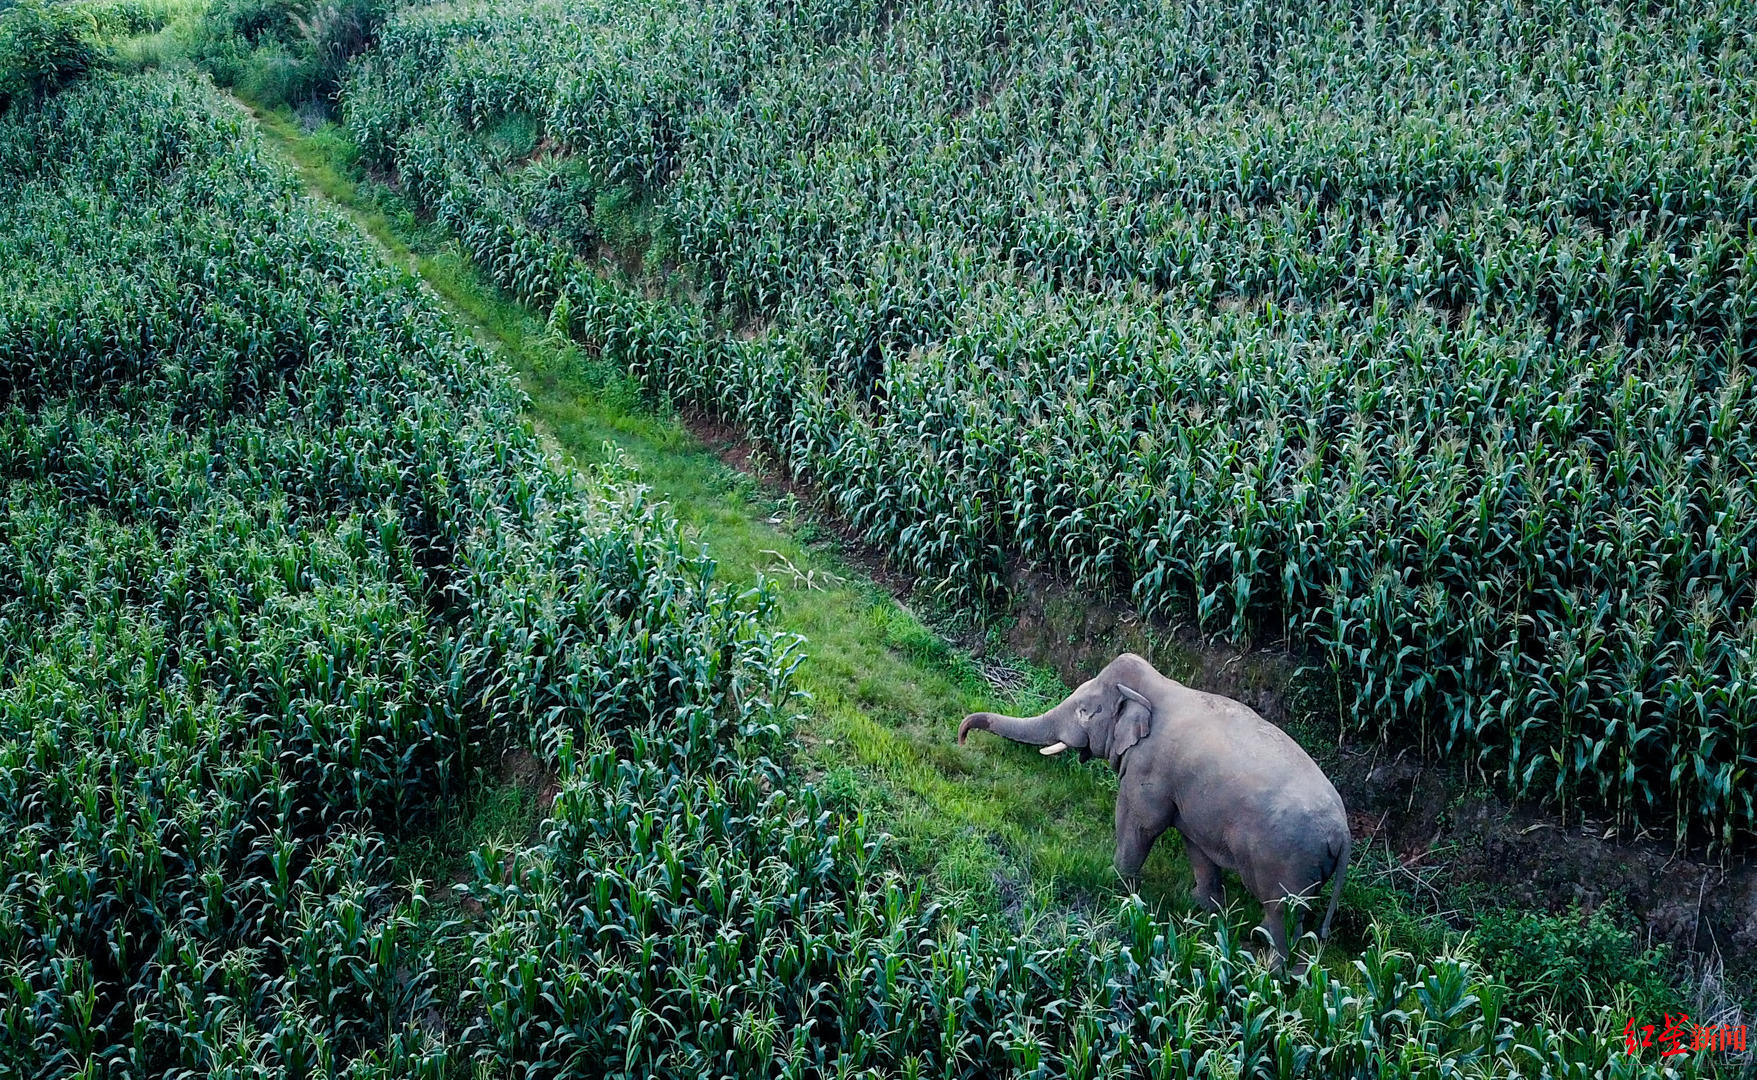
[342,0,1757,847]
[0,69,793,1075]
[0,69,1720,1078]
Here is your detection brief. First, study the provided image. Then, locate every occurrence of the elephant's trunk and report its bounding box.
[958,703,1072,751]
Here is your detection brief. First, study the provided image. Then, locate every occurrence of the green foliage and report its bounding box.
[1471,903,1677,1025]
[932,827,1007,914]
[814,763,863,812]
[591,181,658,256]
[0,69,792,1076]
[231,43,307,102]
[6,67,1714,1079]
[97,3,203,72]
[0,0,99,109]
[486,108,538,161]
[73,0,201,37]
[195,0,388,107]
[204,0,302,42]
[344,0,1757,849]
[292,0,385,96]
[1326,852,1456,966]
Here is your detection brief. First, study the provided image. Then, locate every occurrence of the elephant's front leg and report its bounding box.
[1114,787,1175,893]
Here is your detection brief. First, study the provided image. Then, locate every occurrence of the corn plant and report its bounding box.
[2,64,1730,1080]
[345,0,1757,848]
[0,70,791,1078]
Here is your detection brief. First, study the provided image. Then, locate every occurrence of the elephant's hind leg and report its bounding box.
[1259,898,1291,971]
[1185,840,1225,912]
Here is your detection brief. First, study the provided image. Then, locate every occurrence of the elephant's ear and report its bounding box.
[1109,684,1153,770]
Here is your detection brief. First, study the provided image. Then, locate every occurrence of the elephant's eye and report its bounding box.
[1075,707,1093,725]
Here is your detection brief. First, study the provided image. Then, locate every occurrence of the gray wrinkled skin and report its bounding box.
[959,653,1350,969]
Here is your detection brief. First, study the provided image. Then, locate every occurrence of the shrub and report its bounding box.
[74,0,201,37]
[0,0,98,110]
[197,0,386,107]
[203,0,303,44]
[1471,903,1676,1024]
[292,0,384,95]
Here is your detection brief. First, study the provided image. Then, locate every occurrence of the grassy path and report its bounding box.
[240,101,1196,918]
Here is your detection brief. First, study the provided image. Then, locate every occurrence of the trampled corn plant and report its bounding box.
[344,0,1757,847]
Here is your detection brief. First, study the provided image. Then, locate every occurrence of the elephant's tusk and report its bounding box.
[1040,742,1069,756]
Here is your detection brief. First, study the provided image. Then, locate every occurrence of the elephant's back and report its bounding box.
[1160,685,1346,819]
[1178,685,1333,775]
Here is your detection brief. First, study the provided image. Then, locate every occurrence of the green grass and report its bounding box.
[391,775,539,1013]
[236,99,1195,911]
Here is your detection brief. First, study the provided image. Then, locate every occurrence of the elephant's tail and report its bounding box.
[1319,831,1350,941]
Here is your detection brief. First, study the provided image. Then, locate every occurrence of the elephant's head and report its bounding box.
[958,653,1155,770]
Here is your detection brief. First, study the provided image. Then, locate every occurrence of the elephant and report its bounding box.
[958,653,1350,969]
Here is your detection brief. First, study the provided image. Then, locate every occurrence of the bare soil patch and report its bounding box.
[499,746,562,816]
